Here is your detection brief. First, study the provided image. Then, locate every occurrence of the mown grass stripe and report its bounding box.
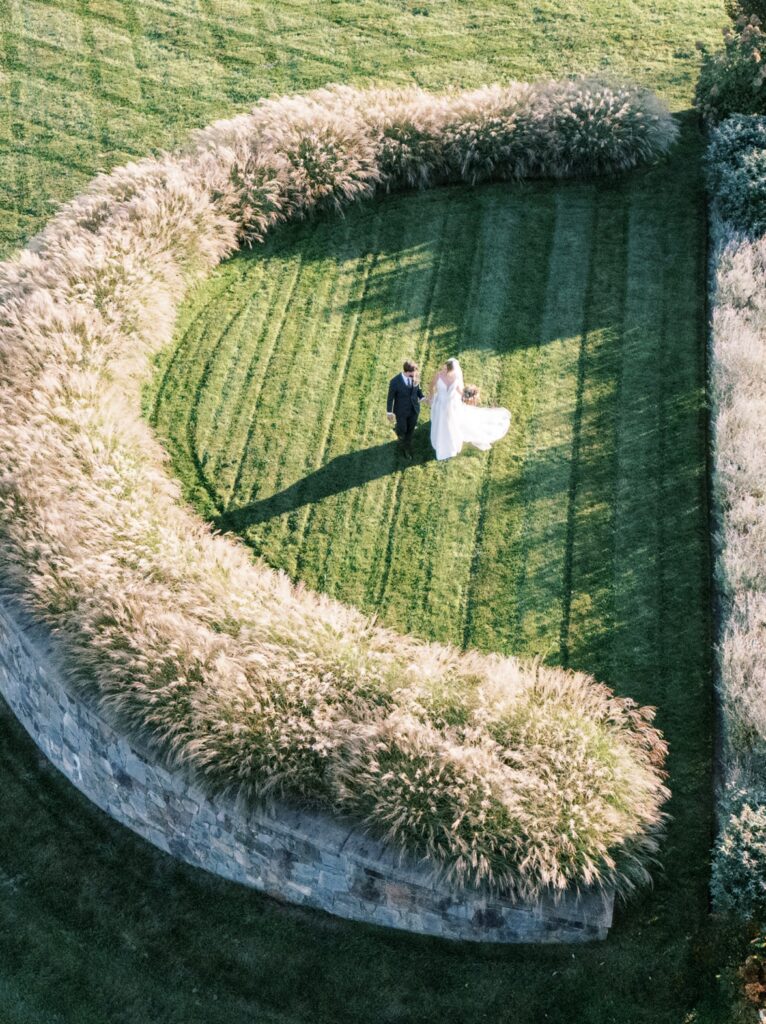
[653,126,713,918]
[147,276,244,518]
[0,0,26,220]
[186,294,265,514]
[213,254,304,510]
[461,187,556,655]
[510,186,596,662]
[223,251,306,514]
[400,195,488,639]
[242,253,350,570]
[366,201,457,621]
[1,48,150,119]
[613,187,664,702]
[374,198,479,638]
[198,0,230,67]
[1,45,199,129]
[308,203,445,609]
[456,189,530,648]
[356,207,452,604]
[203,261,279,484]
[563,184,627,680]
[121,0,147,100]
[149,271,239,427]
[76,0,111,153]
[250,236,366,573]
[291,219,385,574]
[0,0,16,146]
[188,262,275,472]
[558,205,601,669]
[0,139,96,178]
[204,256,293,500]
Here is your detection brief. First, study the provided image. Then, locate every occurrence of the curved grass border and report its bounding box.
[0,78,676,905]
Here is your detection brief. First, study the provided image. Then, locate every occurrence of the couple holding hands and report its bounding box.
[386,358,511,462]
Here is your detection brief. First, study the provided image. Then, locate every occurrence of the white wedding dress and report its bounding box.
[429,366,511,461]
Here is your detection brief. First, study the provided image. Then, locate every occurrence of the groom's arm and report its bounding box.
[386,379,396,414]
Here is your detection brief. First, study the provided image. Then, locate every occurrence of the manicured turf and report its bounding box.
[0,0,748,1022]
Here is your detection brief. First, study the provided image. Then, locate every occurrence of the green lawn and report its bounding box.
[0,0,749,1022]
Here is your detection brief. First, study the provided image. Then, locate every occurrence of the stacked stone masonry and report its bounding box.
[0,593,614,942]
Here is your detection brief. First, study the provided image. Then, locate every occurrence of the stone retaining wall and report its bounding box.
[0,592,614,942]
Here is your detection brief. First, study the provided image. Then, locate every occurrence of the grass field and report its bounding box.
[149,131,703,668]
[0,0,749,1022]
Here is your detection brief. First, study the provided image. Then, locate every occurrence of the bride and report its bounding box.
[428,358,511,461]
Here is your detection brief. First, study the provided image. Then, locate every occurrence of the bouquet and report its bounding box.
[462,385,481,406]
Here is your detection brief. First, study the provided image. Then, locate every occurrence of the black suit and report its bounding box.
[387,373,424,451]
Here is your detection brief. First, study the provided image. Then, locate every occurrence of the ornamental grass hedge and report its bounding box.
[0,78,677,902]
[707,116,766,919]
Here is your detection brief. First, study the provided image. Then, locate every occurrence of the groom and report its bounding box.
[387,359,424,460]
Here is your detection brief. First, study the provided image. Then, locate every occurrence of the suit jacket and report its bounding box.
[387,374,424,419]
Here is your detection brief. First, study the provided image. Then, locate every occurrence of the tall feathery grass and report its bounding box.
[707,115,766,918]
[0,79,676,901]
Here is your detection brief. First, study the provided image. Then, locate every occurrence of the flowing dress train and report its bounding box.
[429,377,511,461]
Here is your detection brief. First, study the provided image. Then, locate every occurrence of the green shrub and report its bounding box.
[696,18,766,122]
[707,114,766,231]
[718,145,766,232]
[712,797,766,922]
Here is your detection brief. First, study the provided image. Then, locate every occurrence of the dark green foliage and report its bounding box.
[707,114,766,232]
[713,797,766,922]
[726,0,766,24]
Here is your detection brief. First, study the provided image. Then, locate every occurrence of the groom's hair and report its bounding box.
[403,359,417,373]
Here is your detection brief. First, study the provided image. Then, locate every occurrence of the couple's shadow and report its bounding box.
[214,429,431,533]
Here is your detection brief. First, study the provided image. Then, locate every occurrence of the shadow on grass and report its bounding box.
[214,428,432,533]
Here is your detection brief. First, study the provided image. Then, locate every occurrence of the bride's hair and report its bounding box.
[446,359,456,372]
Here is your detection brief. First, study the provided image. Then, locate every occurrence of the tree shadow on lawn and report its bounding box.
[192,120,706,536]
[238,175,603,351]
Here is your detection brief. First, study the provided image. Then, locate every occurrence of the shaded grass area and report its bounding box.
[132,119,741,1022]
